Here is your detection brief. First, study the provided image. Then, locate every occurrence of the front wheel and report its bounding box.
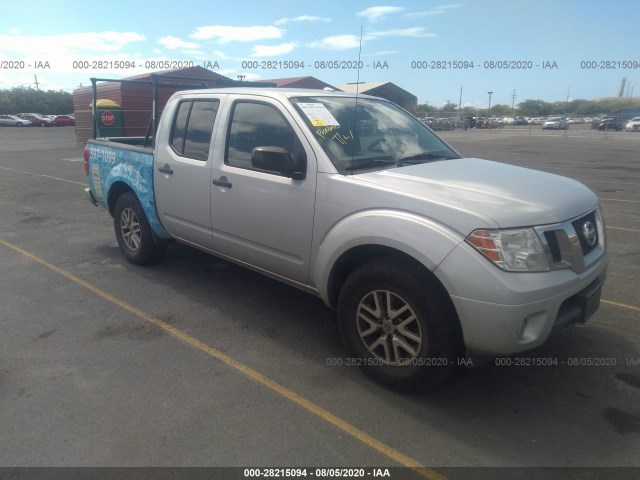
[337,258,462,391]
[113,192,166,265]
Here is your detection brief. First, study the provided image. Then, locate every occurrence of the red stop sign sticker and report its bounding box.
[101,111,115,126]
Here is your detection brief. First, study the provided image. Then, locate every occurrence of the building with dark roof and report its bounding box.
[336,82,418,113]
[262,76,340,91]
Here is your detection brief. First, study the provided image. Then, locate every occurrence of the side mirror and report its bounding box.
[251,146,305,180]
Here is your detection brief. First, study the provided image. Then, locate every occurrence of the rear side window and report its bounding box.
[170,99,219,161]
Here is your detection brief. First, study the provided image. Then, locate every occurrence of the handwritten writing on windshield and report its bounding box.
[316,125,355,145]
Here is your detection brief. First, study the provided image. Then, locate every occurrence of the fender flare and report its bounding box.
[105,164,171,239]
[312,209,463,304]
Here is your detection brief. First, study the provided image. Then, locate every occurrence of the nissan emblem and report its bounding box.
[582,221,597,247]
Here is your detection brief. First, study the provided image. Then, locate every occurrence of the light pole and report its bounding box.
[487,91,493,116]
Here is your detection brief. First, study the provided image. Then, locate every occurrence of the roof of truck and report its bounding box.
[170,87,379,100]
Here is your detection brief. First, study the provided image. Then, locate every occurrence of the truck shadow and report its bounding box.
[117,241,640,467]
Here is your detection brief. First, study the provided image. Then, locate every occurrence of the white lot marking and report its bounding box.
[61,157,83,162]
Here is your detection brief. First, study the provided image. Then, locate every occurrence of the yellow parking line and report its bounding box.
[0,238,445,480]
[606,226,640,233]
[602,299,640,313]
[600,198,640,204]
[587,179,640,187]
[0,166,87,187]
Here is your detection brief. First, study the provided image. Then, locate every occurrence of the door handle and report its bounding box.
[212,176,232,188]
[158,164,174,175]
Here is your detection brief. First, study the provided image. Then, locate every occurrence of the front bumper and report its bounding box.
[435,241,608,356]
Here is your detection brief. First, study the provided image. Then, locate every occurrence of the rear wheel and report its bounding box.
[337,258,462,391]
[113,192,166,265]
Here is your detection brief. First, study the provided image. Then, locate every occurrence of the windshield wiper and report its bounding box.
[395,152,458,165]
[345,158,397,171]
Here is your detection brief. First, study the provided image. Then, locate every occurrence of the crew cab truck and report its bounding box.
[84,88,607,390]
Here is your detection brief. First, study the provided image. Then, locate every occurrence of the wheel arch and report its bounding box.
[313,209,463,307]
[326,244,457,320]
[107,181,134,217]
[105,178,170,239]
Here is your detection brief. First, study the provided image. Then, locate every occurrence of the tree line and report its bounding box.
[0,87,74,115]
[416,98,640,117]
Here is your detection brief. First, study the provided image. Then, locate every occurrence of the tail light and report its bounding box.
[84,145,89,176]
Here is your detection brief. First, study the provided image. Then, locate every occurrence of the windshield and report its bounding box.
[290,96,460,173]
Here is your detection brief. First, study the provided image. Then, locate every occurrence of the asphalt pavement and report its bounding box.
[0,126,638,479]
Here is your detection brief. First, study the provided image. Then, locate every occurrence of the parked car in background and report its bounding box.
[17,113,54,127]
[592,116,624,131]
[625,117,640,132]
[542,116,569,130]
[421,117,456,131]
[0,114,32,127]
[53,115,76,126]
[514,116,529,125]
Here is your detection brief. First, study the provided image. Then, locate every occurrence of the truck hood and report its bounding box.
[353,158,598,229]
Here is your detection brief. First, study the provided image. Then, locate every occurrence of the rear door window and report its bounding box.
[170,99,219,161]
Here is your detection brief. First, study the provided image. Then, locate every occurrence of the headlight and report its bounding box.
[466,228,550,272]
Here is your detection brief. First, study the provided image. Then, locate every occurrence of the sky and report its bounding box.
[1,0,639,109]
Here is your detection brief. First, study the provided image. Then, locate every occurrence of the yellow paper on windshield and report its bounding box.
[297,103,340,127]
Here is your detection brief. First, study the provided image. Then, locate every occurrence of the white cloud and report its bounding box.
[274,15,331,26]
[369,27,436,39]
[356,6,404,22]
[190,25,283,43]
[181,49,207,59]
[308,34,362,50]
[412,4,462,16]
[0,31,146,54]
[363,50,399,57]
[9,28,20,35]
[436,4,463,10]
[158,35,198,50]
[308,27,434,51]
[213,50,231,60]
[250,42,298,57]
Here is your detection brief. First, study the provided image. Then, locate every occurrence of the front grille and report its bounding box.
[536,208,604,274]
[544,231,562,263]
[572,211,599,256]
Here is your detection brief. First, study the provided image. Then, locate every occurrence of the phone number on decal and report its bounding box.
[580,60,640,69]
[241,60,305,70]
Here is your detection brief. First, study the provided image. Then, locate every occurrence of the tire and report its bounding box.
[337,258,462,392]
[113,192,166,265]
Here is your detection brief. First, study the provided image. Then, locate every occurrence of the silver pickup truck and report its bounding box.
[85,88,607,390]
